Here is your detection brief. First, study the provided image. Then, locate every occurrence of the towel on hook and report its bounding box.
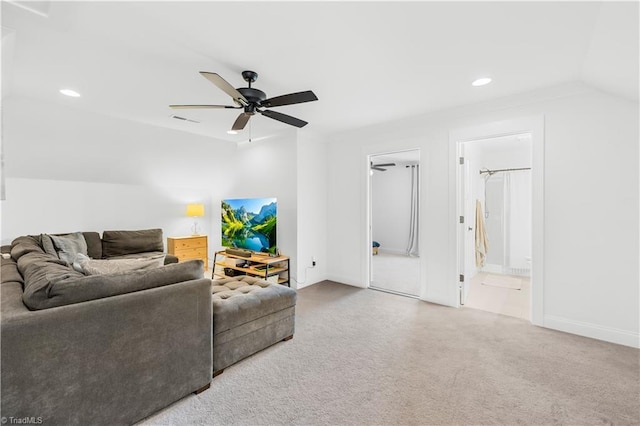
[475,199,489,267]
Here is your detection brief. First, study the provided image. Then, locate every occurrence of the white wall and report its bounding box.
[326,83,639,347]
[0,96,237,265]
[1,95,330,288]
[228,130,299,286]
[296,132,329,288]
[1,178,213,249]
[371,165,412,254]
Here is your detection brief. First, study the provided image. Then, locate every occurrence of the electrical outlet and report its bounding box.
[311,256,316,267]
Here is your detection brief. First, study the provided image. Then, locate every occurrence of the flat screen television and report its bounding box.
[221,197,277,254]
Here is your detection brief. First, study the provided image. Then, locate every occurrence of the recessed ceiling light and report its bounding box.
[227,130,238,135]
[472,78,492,87]
[60,89,81,97]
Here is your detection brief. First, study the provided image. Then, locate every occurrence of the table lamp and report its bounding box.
[186,203,205,235]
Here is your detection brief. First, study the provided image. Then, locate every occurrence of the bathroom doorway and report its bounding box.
[368,149,421,297]
[459,134,532,320]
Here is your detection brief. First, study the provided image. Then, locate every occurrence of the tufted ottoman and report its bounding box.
[211,276,296,376]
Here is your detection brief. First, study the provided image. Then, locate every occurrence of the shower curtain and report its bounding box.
[406,165,419,256]
[503,171,531,273]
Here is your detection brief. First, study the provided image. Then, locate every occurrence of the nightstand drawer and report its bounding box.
[174,247,207,260]
[172,237,207,250]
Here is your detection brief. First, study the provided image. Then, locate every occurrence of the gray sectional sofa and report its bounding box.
[1,229,212,425]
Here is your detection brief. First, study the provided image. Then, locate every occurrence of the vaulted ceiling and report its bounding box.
[2,1,638,142]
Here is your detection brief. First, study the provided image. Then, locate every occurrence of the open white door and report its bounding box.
[462,153,476,304]
[458,145,474,305]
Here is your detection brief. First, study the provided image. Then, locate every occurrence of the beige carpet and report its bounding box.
[140,281,639,425]
[481,273,522,290]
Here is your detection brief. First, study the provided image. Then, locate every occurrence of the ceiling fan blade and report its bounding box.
[372,167,387,171]
[169,104,241,109]
[260,109,308,128]
[232,112,252,131]
[200,72,248,106]
[373,163,396,167]
[261,91,318,108]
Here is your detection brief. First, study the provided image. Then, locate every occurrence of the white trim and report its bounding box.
[419,295,454,306]
[449,116,545,325]
[326,274,366,288]
[544,315,640,348]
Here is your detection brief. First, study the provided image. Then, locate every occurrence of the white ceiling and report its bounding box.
[2,1,638,143]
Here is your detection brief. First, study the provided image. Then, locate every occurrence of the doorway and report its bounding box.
[459,134,532,320]
[368,149,421,297]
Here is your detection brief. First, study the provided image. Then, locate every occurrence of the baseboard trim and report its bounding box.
[296,277,327,290]
[544,315,639,348]
[326,274,366,288]
[378,248,407,255]
[421,297,457,307]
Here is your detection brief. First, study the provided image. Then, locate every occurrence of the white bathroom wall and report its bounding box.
[371,165,412,254]
[465,136,532,274]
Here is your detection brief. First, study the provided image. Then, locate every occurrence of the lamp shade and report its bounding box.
[186,203,205,217]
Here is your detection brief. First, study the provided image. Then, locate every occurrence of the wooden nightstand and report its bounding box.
[167,236,208,270]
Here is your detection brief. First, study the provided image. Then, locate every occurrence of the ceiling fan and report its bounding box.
[371,162,396,171]
[170,70,318,131]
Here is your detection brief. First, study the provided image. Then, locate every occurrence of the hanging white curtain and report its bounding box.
[503,171,531,273]
[406,165,419,256]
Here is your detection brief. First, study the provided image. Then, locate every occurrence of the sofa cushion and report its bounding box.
[1,254,24,287]
[211,276,297,333]
[50,232,88,265]
[40,234,59,258]
[11,236,46,260]
[82,232,103,259]
[43,232,101,259]
[75,254,165,275]
[102,229,164,258]
[23,259,204,310]
[108,251,179,266]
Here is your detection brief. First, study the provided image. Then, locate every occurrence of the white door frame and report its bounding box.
[449,116,544,326]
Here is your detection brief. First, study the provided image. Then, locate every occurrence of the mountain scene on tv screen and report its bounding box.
[221,199,277,253]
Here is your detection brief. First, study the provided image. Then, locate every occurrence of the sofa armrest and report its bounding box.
[1,278,212,426]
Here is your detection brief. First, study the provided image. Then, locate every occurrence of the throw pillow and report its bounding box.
[74,254,165,275]
[40,234,59,258]
[50,232,88,265]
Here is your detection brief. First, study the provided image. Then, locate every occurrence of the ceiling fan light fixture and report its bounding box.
[171,70,318,133]
[472,77,492,87]
[60,88,81,97]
